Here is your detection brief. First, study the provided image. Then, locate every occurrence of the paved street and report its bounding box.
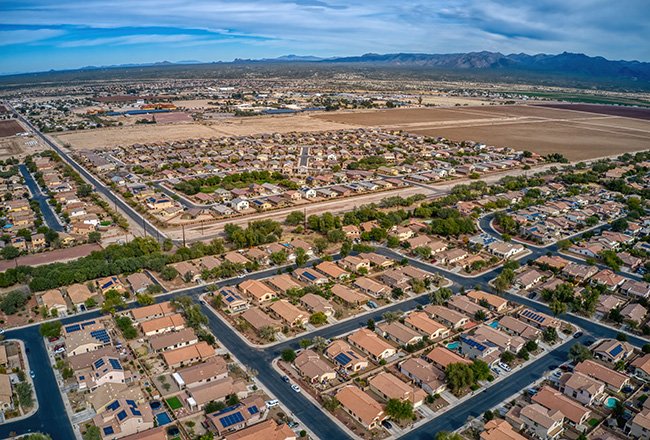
[19,164,63,232]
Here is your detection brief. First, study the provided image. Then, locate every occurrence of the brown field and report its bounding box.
[539,103,650,120]
[313,107,503,126]
[0,120,26,137]
[56,114,352,149]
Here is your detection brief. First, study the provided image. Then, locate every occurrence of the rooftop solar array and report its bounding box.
[461,336,491,352]
[334,353,352,365]
[521,309,546,323]
[106,400,120,411]
[610,344,624,357]
[117,410,128,421]
[64,320,97,333]
[94,358,105,369]
[248,405,259,415]
[109,359,122,370]
[303,271,317,281]
[103,427,114,436]
[220,412,245,428]
[91,329,110,344]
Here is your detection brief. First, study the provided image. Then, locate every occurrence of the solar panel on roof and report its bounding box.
[109,359,122,370]
[248,405,259,415]
[91,329,110,343]
[304,272,316,281]
[94,358,105,369]
[220,412,245,428]
[65,324,81,333]
[334,353,352,365]
[103,427,114,436]
[106,400,120,411]
[117,410,127,421]
[610,344,624,357]
[131,407,141,416]
[126,399,135,406]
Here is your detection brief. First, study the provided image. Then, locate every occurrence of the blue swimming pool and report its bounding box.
[446,342,459,350]
[150,401,161,410]
[156,412,172,425]
[488,322,498,328]
[605,397,617,409]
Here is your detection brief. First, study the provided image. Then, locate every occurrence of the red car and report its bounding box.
[48,337,59,342]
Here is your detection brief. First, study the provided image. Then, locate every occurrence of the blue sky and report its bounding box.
[1,0,649,74]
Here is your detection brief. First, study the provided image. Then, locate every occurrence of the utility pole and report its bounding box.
[182,224,186,248]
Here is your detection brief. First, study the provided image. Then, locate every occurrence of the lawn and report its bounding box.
[588,418,599,427]
[166,396,182,410]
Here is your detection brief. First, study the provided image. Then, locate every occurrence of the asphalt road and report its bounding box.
[19,164,64,232]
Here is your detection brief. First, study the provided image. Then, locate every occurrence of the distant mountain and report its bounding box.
[319,51,650,81]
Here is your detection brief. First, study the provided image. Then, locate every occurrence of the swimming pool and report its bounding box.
[605,397,617,409]
[488,322,498,328]
[150,401,161,410]
[446,342,459,350]
[156,412,172,425]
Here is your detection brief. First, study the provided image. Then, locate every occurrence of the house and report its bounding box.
[64,321,112,356]
[353,277,389,297]
[437,248,468,264]
[404,311,449,339]
[488,242,524,258]
[40,289,67,315]
[300,293,334,316]
[557,371,605,405]
[294,350,336,384]
[92,399,154,439]
[0,375,12,411]
[621,302,646,324]
[518,309,559,330]
[497,316,541,341]
[265,274,302,295]
[207,396,267,436]
[532,386,591,426]
[594,339,633,363]
[424,305,470,329]
[125,273,151,294]
[459,335,499,363]
[128,301,175,322]
[342,225,361,239]
[380,269,411,290]
[448,295,489,319]
[480,418,528,440]
[76,356,130,391]
[98,276,126,295]
[241,308,281,332]
[368,372,427,408]
[336,386,386,430]
[466,290,508,312]
[268,300,307,327]
[161,341,215,368]
[574,359,629,392]
[330,284,368,306]
[224,251,251,266]
[238,279,277,304]
[519,404,564,440]
[425,346,471,371]
[315,261,349,280]
[515,269,544,290]
[140,313,185,336]
[632,354,650,382]
[473,325,525,355]
[66,283,94,308]
[219,287,251,313]
[171,357,228,391]
[149,328,198,352]
[231,197,249,212]
[627,409,650,440]
[399,357,446,395]
[223,419,296,440]
[561,262,599,281]
[535,255,569,270]
[338,255,370,273]
[325,340,368,373]
[375,321,423,346]
[620,279,650,298]
[187,376,248,411]
[348,328,396,361]
[590,269,625,290]
[293,268,328,285]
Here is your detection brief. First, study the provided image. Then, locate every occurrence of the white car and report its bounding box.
[265,399,280,409]
[498,362,511,372]
[237,274,245,279]
[291,384,301,393]
[54,347,66,354]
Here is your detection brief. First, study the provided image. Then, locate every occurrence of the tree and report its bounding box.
[382,310,403,323]
[387,236,400,248]
[599,249,623,272]
[314,237,329,253]
[556,239,572,251]
[322,396,340,411]
[492,275,509,295]
[39,321,62,338]
[484,410,494,421]
[1,290,28,315]
[643,344,650,354]
[367,318,375,330]
[88,231,101,243]
[1,245,20,260]
[339,241,352,258]
[445,362,474,391]
[436,433,462,440]
[430,287,452,305]
[136,293,155,305]
[115,316,137,339]
[310,312,327,325]
[517,347,530,360]
[286,211,305,226]
[24,435,53,440]
[101,295,127,315]
[160,266,179,281]
[612,399,625,418]
[568,343,593,362]
[544,326,558,342]
[327,229,346,243]
[295,247,308,267]
[270,252,287,265]
[259,325,276,341]
[205,401,226,413]
[385,398,414,420]
[312,336,328,352]
[281,348,296,362]
[500,351,515,364]
[475,310,487,321]
[84,298,96,309]
[611,218,629,233]
[16,382,33,407]
[616,332,628,341]
[83,427,102,440]
[470,360,491,381]
[549,299,567,317]
[162,238,174,251]
[413,246,432,259]
[228,393,240,406]
[526,341,538,352]
[77,183,93,198]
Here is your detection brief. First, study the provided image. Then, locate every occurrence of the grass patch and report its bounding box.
[588,418,599,427]
[166,396,182,410]
[640,394,648,403]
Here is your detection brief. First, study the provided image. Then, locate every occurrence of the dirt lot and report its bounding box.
[55,114,352,149]
[0,120,27,137]
[539,103,650,120]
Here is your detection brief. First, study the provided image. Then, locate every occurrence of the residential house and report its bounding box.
[375,321,423,346]
[92,399,154,439]
[140,313,185,336]
[557,371,605,405]
[424,305,470,329]
[519,404,564,440]
[353,277,389,297]
[518,309,559,330]
[294,350,336,384]
[590,269,625,291]
[219,287,250,313]
[40,289,67,315]
[348,328,396,362]
[315,261,349,280]
[532,386,591,426]
[336,386,386,430]
[238,279,277,304]
[161,341,215,369]
[125,273,151,294]
[128,301,175,323]
[223,419,296,440]
[466,290,508,312]
[594,339,633,363]
[574,360,630,392]
[172,357,229,389]
[300,293,334,317]
[330,284,368,306]
[325,340,368,373]
[268,300,307,327]
[399,357,446,395]
[368,372,427,408]
[404,311,449,340]
[425,346,471,371]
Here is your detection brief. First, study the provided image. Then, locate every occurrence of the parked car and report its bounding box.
[291,384,301,393]
[573,331,583,338]
[288,422,300,428]
[265,400,280,409]
[381,420,393,430]
[498,362,511,372]
[584,340,594,346]
[282,376,290,383]
[30,370,35,379]
[367,301,378,309]
[199,300,206,305]
[48,337,59,342]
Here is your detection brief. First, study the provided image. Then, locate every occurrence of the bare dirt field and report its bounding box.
[0,135,49,159]
[538,103,650,120]
[0,120,26,137]
[56,114,353,149]
[313,107,503,126]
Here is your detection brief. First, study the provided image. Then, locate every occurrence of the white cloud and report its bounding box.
[0,28,65,46]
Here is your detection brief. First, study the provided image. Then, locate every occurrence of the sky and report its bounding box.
[1,0,649,74]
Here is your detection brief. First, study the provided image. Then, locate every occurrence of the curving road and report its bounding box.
[19,164,64,232]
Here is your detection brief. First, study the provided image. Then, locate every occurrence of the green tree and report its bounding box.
[445,362,475,391]
[413,246,432,259]
[322,396,340,411]
[39,321,62,338]
[568,343,593,362]
[312,336,328,352]
[385,398,414,420]
[387,236,400,248]
[310,312,328,325]
[160,266,179,281]
[162,238,174,251]
[286,211,305,226]
[556,239,572,251]
[16,382,33,407]
[270,252,287,265]
[295,247,308,267]
[281,348,296,362]
[470,360,491,381]
[501,351,515,364]
[339,241,352,258]
[382,310,403,323]
[367,318,375,330]
[88,231,101,243]
[436,433,462,440]
[549,299,567,317]
[544,326,558,342]
[1,290,28,315]
[136,292,155,305]
[1,245,20,260]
